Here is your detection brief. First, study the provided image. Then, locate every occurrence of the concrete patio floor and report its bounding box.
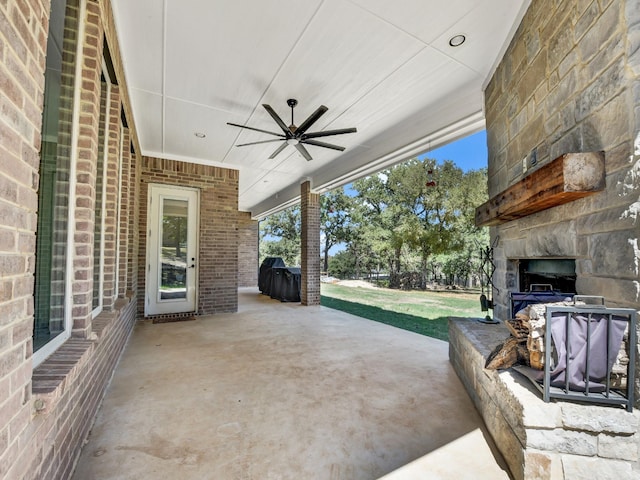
[71,288,511,479]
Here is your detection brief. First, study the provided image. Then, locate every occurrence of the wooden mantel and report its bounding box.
[475,152,605,227]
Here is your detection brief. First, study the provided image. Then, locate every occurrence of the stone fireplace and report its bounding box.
[482,0,640,398]
[449,0,640,478]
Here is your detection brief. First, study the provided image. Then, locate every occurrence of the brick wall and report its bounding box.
[99,0,141,302]
[139,157,240,316]
[238,211,258,287]
[117,126,131,298]
[102,84,122,309]
[26,299,137,479]
[300,181,320,305]
[72,0,104,337]
[0,0,143,478]
[0,0,50,476]
[126,140,140,299]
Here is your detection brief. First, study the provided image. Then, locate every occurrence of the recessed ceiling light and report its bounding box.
[449,34,466,47]
[194,132,206,138]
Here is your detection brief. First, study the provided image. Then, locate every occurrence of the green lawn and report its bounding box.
[320,283,482,341]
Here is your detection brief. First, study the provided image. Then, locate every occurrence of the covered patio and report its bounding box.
[2,0,639,478]
[71,289,509,479]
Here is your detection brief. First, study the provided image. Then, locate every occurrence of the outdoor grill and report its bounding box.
[510,288,574,318]
[259,257,301,302]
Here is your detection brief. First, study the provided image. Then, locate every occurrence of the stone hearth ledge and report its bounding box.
[448,317,640,480]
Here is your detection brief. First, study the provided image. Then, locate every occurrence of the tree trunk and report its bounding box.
[389,246,402,289]
[323,241,329,273]
[420,251,428,290]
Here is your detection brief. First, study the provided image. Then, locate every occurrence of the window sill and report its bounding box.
[32,297,132,415]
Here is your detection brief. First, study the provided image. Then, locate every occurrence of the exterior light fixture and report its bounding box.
[426,169,437,187]
[448,34,466,47]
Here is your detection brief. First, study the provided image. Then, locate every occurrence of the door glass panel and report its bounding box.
[160,198,188,300]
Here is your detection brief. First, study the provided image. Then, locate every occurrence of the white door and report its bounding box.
[146,184,199,315]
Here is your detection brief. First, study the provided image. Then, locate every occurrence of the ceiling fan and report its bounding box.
[227,99,357,161]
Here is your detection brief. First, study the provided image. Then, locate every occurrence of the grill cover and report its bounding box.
[259,257,285,295]
[270,267,301,302]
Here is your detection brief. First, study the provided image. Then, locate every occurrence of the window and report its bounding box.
[33,0,84,365]
[114,121,126,298]
[92,71,110,317]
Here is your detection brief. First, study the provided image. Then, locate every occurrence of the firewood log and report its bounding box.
[505,318,529,340]
[485,337,520,370]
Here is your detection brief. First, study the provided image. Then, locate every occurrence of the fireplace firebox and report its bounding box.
[518,259,576,294]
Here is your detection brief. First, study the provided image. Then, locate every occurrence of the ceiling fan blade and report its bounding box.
[295,105,328,135]
[268,142,289,159]
[226,122,285,138]
[302,139,346,152]
[302,127,357,139]
[294,143,313,161]
[236,138,286,147]
[262,104,291,134]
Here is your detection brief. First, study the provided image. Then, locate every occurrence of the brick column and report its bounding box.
[238,211,259,287]
[300,180,320,305]
[72,0,104,337]
[103,84,121,310]
[117,127,131,298]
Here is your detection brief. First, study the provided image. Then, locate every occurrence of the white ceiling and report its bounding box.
[110,0,529,218]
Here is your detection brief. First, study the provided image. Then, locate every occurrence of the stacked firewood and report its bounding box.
[485,300,575,370]
[484,318,529,370]
[485,301,629,389]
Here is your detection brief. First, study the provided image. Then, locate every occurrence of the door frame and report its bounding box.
[145,183,200,316]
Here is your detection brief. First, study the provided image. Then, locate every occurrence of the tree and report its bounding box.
[353,173,405,280]
[162,215,187,258]
[257,157,489,288]
[328,250,356,279]
[439,167,489,286]
[259,206,301,266]
[320,188,353,272]
[349,158,488,288]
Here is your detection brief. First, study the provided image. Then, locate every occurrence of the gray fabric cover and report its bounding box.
[548,312,627,392]
[259,257,285,295]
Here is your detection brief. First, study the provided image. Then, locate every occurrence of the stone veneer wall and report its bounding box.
[139,158,240,316]
[450,318,640,480]
[238,211,259,287]
[484,0,640,398]
[473,0,640,477]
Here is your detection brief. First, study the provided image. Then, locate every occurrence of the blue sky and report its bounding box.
[343,130,488,196]
[419,130,488,171]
